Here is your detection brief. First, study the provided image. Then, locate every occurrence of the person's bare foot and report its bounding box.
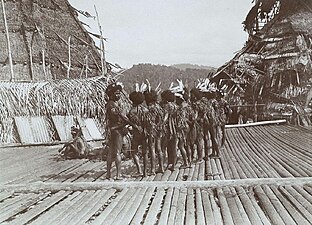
[180,164,187,169]
[168,165,175,171]
[115,176,123,181]
[155,169,164,174]
[133,172,142,178]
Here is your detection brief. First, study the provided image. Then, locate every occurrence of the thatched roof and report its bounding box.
[0,77,107,121]
[0,0,103,81]
[213,0,312,125]
[243,0,312,35]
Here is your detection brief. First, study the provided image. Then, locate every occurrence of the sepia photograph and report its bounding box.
[0,0,312,224]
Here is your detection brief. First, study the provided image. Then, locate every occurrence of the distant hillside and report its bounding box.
[171,63,216,71]
[119,63,215,93]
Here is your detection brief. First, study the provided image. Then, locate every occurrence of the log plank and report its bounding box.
[158,187,174,225]
[185,188,195,225]
[201,189,215,225]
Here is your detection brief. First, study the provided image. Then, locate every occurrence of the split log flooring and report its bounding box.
[0,124,311,224]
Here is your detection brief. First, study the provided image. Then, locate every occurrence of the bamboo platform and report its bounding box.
[0,124,312,224]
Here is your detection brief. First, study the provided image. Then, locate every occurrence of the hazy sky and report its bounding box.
[69,0,252,69]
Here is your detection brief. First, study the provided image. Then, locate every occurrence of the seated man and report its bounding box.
[59,126,88,159]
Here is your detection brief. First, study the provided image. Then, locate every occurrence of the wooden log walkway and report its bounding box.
[0,124,311,224]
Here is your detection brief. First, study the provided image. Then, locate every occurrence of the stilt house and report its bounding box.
[212,0,312,126]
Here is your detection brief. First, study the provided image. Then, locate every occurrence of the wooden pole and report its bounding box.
[67,36,71,78]
[85,55,88,78]
[42,49,47,77]
[305,88,312,109]
[29,40,34,80]
[1,0,14,81]
[225,119,287,128]
[94,5,107,76]
[230,104,265,108]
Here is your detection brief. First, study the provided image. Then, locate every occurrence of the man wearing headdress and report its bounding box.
[202,91,220,158]
[127,89,148,176]
[174,88,193,168]
[216,90,232,147]
[169,80,194,167]
[105,82,129,180]
[190,88,205,162]
[194,79,222,158]
[144,89,165,174]
[161,90,179,171]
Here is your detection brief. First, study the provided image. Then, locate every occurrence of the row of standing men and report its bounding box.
[105,82,231,180]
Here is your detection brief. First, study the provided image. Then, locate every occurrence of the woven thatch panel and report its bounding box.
[10,33,30,62]
[263,38,297,55]
[14,117,35,144]
[52,115,74,141]
[0,66,12,81]
[289,11,312,35]
[79,118,103,140]
[29,117,52,143]
[265,19,294,38]
[14,116,52,144]
[31,64,53,80]
[0,1,21,29]
[84,118,103,140]
[0,65,31,81]
[76,117,92,140]
[33,0,66,9]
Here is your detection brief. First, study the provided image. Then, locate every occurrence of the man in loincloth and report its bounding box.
[105,82,129,180]
[128,90,148,176]
[216,89,232,147]
[59,126,89,159]
[161,90,179,171]
[174,88,192,168]
[190,88,205,162]
[144,90,165,175]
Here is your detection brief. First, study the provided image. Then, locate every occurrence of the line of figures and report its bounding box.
[105,79,232,180]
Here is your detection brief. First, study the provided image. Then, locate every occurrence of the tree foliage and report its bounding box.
[119,63,216,93]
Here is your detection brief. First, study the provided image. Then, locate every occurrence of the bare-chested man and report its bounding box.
[105,82,128,180]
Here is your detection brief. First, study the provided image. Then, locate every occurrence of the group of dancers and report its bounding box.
[105,79,231,180]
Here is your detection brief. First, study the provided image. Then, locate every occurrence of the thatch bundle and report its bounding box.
[212,0,312,126]
[0,77,110,122]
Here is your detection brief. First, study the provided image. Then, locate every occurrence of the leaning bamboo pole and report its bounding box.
[94,5,106,76]
[1,0,14,81]
[67,36,71,78]
[29,38,34,81]
[225,119,287,128]
[42,49,47,77]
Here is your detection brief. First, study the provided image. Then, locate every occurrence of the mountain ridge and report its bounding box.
[170,63,216,71]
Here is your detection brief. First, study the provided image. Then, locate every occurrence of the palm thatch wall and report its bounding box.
[0,76,131,144]
[0,0,102,81]
[0,78,107,119]
[0,77,105,143]
[212,0,312,126]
